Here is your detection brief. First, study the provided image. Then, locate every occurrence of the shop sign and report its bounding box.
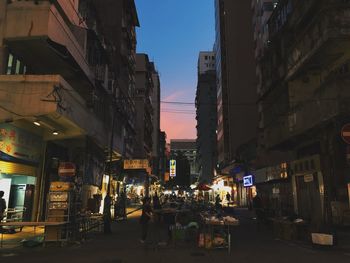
[272,187,280,194]
[0,124,42,165]
[58,162,76,177]
[304,174,314,183]
[243,175,254,187]
[164,172,170,182]
[170,159,176,177]
[123,159,149,169]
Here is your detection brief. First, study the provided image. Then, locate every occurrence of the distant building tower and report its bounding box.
[196,51,217,183]
[159,131,167,183]
[170,139,198,183]
[150,62,161,178]
[198,51,216,74]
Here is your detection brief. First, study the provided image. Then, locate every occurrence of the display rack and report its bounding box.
[45,182,75,245]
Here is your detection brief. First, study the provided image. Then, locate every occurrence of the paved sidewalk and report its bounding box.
[1,209,350,263]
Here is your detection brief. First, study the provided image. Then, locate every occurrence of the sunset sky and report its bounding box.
[135,0,215,141]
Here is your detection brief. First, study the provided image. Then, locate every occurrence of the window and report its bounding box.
[6,53,27,75]
[205,56,208,60]
[6,54,14,74]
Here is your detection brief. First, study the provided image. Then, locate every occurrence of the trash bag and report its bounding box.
[21,236,44,248]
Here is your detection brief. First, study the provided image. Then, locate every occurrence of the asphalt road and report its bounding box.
[1,209,350,263]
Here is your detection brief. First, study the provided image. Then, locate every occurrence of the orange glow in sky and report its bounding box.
[161,111,196,141]
[160,91,196,141]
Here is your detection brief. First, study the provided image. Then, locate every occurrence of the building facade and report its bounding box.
[170,139,199,183]
[0,0,139,220]
[151,63,160,178]
[196,51,217,184]
[214,0,258,169]
[134,53,154,159]
[259,0,350,226]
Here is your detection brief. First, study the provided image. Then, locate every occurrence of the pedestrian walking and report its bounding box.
[140,197,153,243]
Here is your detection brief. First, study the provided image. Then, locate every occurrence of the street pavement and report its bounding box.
[1,208,350,263]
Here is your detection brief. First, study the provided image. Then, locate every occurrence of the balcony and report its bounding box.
[0,75,114,149]
[287,10,350,79]
[264,80,350,149]
[4,1,93,85]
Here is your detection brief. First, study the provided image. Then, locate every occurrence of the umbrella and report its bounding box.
[196,183,212,191]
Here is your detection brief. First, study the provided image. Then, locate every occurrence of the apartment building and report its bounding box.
[0,0,139,220]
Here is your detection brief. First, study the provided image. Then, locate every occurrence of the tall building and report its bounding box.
[0,0,139,220]
[170,139,198,183]
[134,53,155,159]
[159,131,167,183]
[214,0,258,170]
[151,62,161,178]
[259,0,350,226]
[197,51,216,75]
[196,51,217,184]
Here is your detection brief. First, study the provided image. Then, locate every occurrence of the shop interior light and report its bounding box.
[52,131,59,136]
[33,121,41,126]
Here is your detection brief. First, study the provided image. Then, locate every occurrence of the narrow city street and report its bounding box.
[1,209,349,263]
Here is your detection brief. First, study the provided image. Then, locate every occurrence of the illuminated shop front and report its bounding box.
[0,123,43,221]
[212,175,236,206]
[254,162,290,217]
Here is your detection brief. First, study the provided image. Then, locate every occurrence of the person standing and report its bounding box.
[252,193,264,230]
[226,192,231,207]
[140,197,152,243]
[0,191,6,220]
[215,194,222,210]
[103,195,112,234]
[0,191,6,233]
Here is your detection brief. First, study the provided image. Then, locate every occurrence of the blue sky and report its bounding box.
[135,0,215,140]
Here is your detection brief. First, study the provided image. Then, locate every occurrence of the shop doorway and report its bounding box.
[295,173,322,224]
[0,175,36,221]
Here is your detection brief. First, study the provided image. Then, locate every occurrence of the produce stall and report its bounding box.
[199,212,239,254]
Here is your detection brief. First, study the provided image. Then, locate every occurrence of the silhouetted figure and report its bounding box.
[226,192,231,207]
[253,194,265,229]
[215,194,222,210]
[140,197,152,243]
[103,195,112,234]
[0,191,6,220]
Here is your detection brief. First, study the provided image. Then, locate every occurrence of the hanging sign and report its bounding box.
[0,124,42,165]
[58,162,76,177]
[243,175,254,187]
[170,160,176,177]
[123,159,149,169]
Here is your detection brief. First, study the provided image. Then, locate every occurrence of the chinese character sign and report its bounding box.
[170,159,176,177]
[123,159,149,169]
[0,124,42,165]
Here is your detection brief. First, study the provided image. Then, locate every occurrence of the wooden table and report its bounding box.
[0,221,67,248]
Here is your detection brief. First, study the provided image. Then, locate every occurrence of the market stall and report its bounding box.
[199,212,239,254]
